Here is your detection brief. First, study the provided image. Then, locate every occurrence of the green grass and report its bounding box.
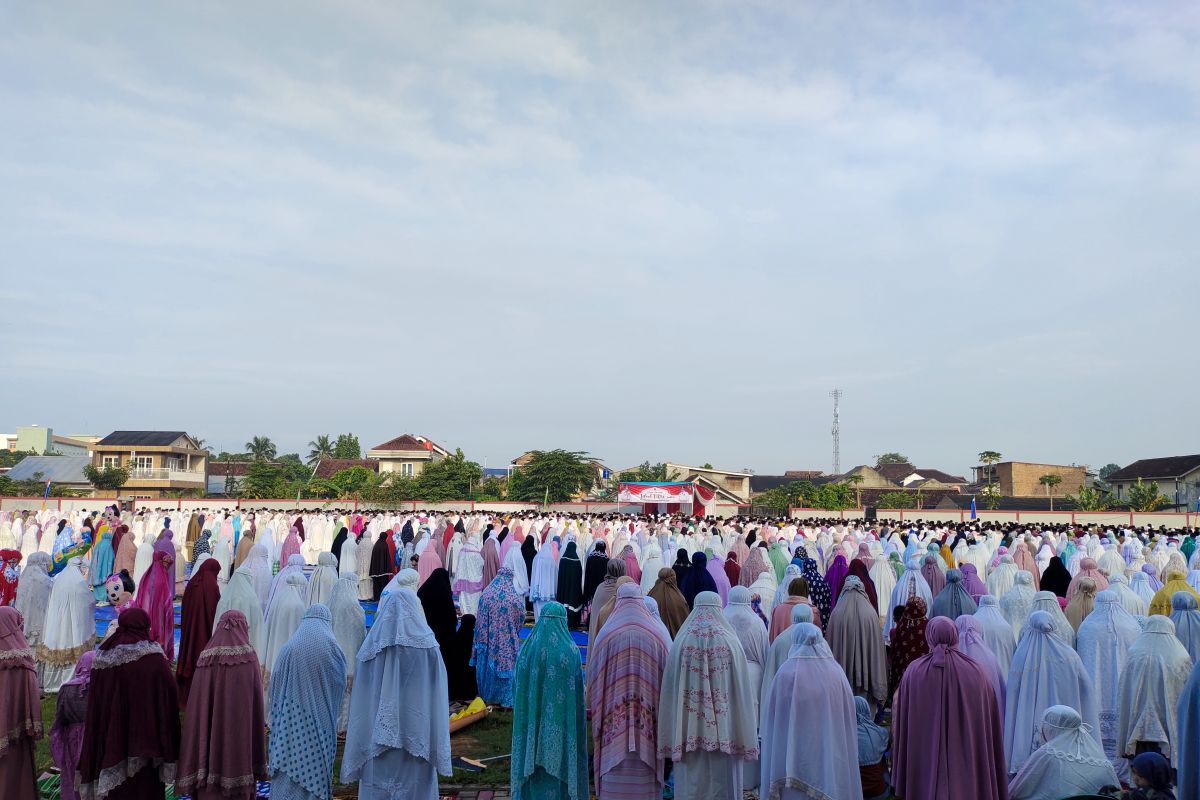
[442,709,516,786]
[37,695,518,791]
[36,696,54,776]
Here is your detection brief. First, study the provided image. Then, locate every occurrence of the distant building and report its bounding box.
[206,461,257,496]
[874,462,969,488]
[6,455,92,494]
[7,425,94,456]
[367,434,450,478]
[92,431,207,499]
[1106,455,1200,511]
[971,461,1087,498]
[666,463,752,504]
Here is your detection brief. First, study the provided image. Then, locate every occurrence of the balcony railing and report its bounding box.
[127,468,206,483]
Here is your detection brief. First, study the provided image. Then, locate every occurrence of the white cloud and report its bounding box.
[1,2,1197,472]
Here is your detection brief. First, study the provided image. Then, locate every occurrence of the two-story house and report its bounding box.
[367,434,450,478]
[92,431,208,498]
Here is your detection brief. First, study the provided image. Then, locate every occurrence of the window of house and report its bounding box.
[401,463,414,477]
[134,456,154,470]
[101,456,120,469]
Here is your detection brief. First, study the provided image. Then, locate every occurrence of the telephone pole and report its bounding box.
[830,389,842,475]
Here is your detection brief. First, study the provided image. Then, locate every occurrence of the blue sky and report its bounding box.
[2,2,1197,475]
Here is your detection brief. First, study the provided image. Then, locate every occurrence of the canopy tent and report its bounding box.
[617,481,717,516]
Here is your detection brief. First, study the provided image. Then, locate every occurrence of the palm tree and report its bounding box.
[1039,473,1063,511]
[977,450,1002,488]
[245,436,277,462]
[841,473,865,508]
[307,434,334,465]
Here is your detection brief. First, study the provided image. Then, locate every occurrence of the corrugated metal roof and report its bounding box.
[7,456,91,483]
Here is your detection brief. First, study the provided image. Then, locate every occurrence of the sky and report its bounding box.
[2,2,1198,477]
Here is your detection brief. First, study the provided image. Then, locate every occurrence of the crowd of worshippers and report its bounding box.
[2,508,1200,799]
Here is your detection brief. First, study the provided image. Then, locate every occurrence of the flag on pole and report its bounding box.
[43,480,53,497]
[970,497,977,520]
[543,486,549,508]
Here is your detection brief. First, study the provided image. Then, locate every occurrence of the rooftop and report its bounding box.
[370,434,434,453]
[912,468,969,484]
[874,462,968,484]
[1107,455,1200,482]
[97,431,192,447]
[7,455,91,484]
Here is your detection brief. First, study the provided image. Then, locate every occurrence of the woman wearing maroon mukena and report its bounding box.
[78,608,180,800]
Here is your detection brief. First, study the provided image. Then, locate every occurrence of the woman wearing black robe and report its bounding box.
[330,526,349,566]
[1040,555,1072,597]
[369,533,393,600]
[555,541,585,629]
[672,548,692,588]
[416,568,458,668]
[520,536,537,586]
[679,551,718,608]
[447,614,477,702]
[582,541,610,606]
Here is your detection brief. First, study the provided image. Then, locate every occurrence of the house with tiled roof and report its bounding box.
[1106,454,1200,511]
[366,434,449,478]
[875,462,969,488]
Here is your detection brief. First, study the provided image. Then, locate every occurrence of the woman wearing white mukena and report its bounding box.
[39,556,96,692]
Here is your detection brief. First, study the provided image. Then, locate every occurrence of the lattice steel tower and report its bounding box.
[830,389,842,475]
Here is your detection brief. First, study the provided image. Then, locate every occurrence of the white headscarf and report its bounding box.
[987,556,1019,599]
[1076,588,1142,781]
[262,573,308,684]
[528,540,559,606]
[266,554,308,614]
[1030,591,1075,648]
[868,553,897,620]
[723,586,768,720]
[245,544,273,612]
[379,568,420,606]
[40,557,96,692]
[340,588,452,789]
[759,623,862,800]
[1114,615,1193,766]
[658,592,758,764]
[1000,572,1037,635]
[884,560,933,638]
[974,596,1018,674]
[213,562,266,659]
[502,544,529,596]
[1004,611,1102,775]
[1106,573,1148,617]
[640,542,664,594]
[306,552,340,607]
[14,552,53,651]
[328,574,366,734]
[1007,705,1119,800]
